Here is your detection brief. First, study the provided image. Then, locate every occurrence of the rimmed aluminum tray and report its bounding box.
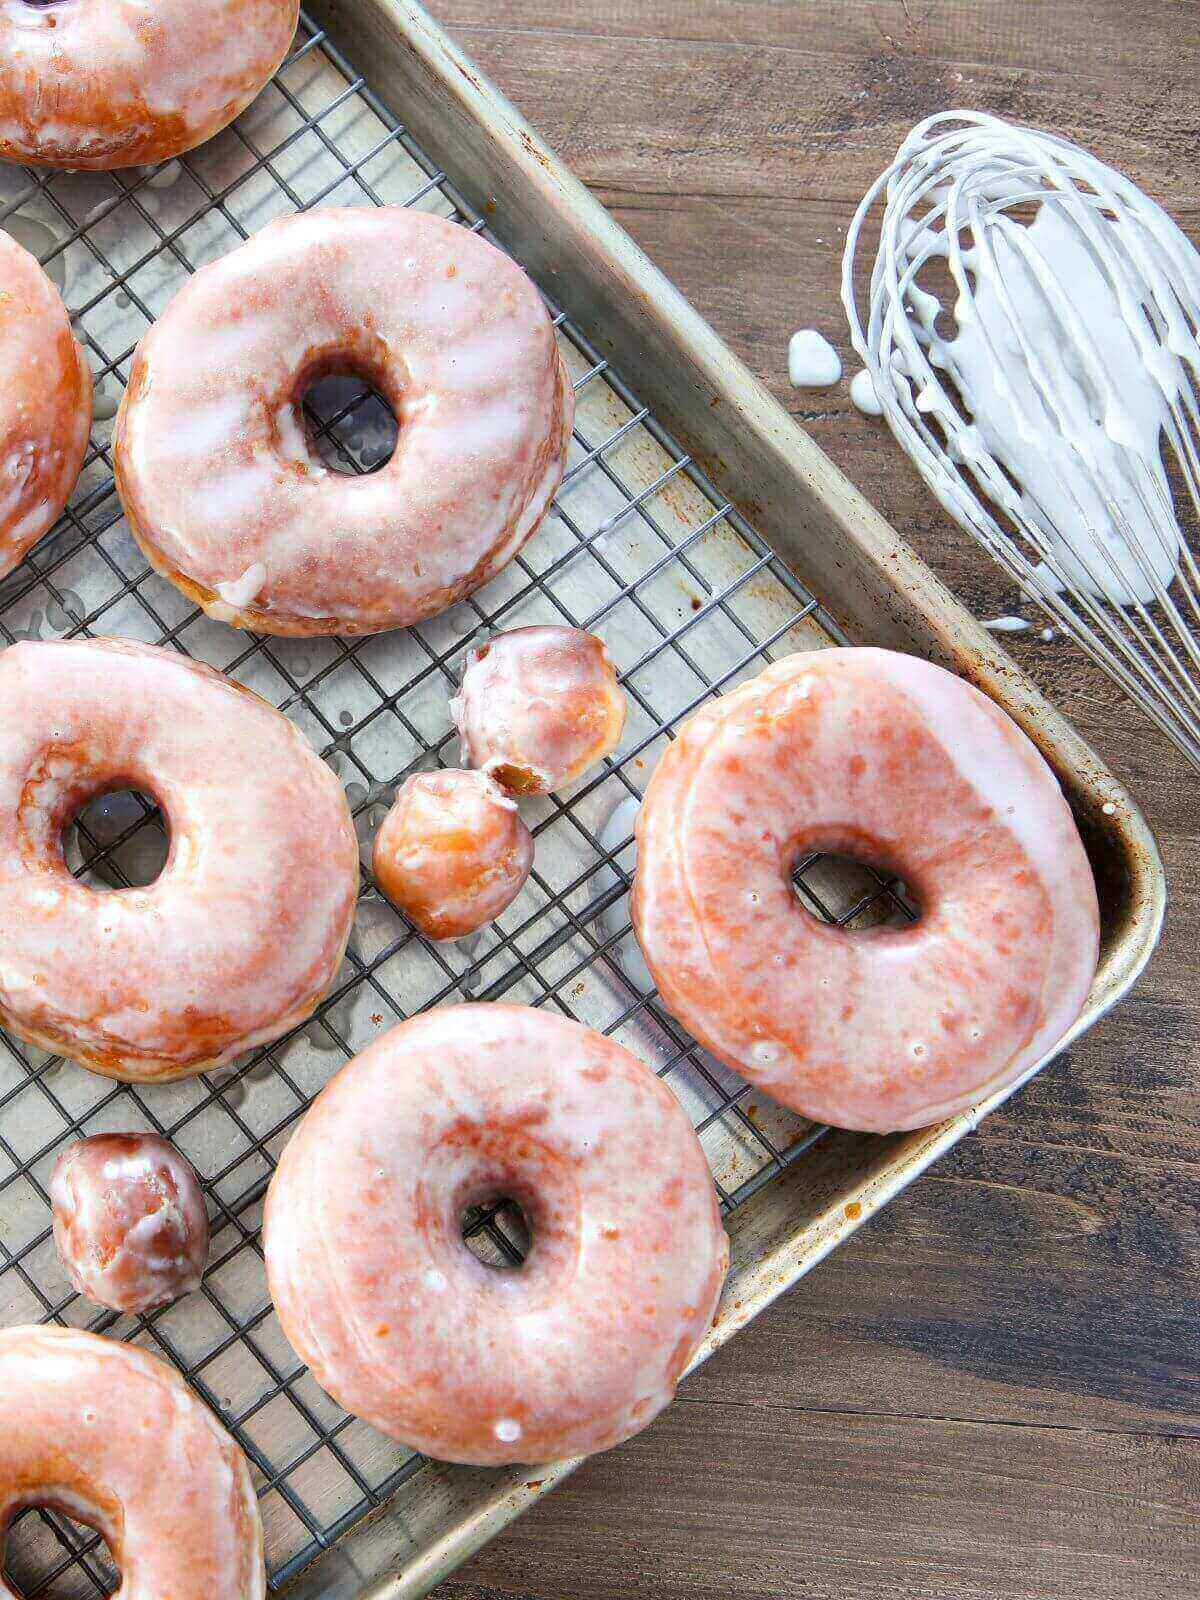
[0,3,1165,1597]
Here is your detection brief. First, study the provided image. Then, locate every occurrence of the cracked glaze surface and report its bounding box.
[0,637,358,1081]
[373,768,533,941]
[0,0,297,168]
[0,1327,265,1600]
[114,208,574,635]
[51,1133,210,1313]
[264,1004,728,1465]
[632,648,1100,1133]
[0,232,91,578]
[452,625,626,794]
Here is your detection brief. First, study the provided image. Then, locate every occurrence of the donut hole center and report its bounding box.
[66,788,169,891]
[300,362,399,476]
[791,847,920,931]
[460,1194,533,1269]
[2,1503,120,1598]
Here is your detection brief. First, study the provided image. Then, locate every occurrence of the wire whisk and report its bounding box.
[842,109,1200,768]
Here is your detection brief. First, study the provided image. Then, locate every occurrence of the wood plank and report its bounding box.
[436,1399,1200,1600]
[432,3,1200,207]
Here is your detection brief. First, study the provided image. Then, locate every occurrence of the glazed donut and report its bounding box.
[0,0,297,169]
[114,208,573,636]
[373,769,533,940]
[0,232,91,579]
[264,1004,728,1465]
[0,636,358,1081]
[0,1327,264,1599]
[51,1133,210,1312]
[632,648,1100,1133]
[453,625,626,794]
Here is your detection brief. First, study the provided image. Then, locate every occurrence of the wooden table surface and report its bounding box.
[424,5,1200,1597]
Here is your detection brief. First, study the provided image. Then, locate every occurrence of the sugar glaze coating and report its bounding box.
[51,1133,210,1312]
[453,625,625,794]
[0,232,91,579]
[0,637,358,1081]
[0,1327,265,1599]
[373,769,533,940]
[0,0,297,169]
[264,1004,728,1465]
[114,208,574,635]
[632,648,1100,1132]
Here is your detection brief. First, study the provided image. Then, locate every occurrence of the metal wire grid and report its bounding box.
[0,16,915,1597]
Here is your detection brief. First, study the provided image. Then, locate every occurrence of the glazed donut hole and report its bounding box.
[373,768,534,941]
[50,1132,210,1313]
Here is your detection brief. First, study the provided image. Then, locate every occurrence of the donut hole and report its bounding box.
[300,368,399,476]
[460,1195,532,1268]
[2,1504,120,1597]
[67,788,169,891]
[792,850,920,931]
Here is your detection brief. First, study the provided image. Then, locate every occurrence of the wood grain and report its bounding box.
[424,2,1200,1595]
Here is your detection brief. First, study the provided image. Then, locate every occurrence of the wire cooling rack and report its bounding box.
[0,16,916,1597]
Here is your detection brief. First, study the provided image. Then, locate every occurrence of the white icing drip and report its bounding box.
[788,329,842,388]
[849,368,884,416]
[843,110,1200,609]
[93,382,121,422]
[215,561,267,609]
[981,615,1031,633]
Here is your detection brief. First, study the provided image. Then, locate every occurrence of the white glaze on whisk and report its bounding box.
[842,111,1200,610]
